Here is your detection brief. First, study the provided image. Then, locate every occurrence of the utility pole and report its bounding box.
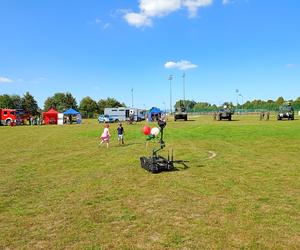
[168,75,173,114]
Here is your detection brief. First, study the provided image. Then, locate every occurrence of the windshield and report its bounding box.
[280,106,293,112]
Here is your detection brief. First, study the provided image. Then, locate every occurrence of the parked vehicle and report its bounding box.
[98,114,114,123]
[214,105,234,121]
[174,102,187,121]
[104,107,146,122]
[0,109,17,125]
[277,103,294,120]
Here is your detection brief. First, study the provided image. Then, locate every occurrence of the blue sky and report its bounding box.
[0,0,299,109]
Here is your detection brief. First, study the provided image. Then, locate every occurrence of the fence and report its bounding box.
[187,109,299,116]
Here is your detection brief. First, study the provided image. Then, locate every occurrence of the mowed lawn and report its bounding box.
[0,115,299,249]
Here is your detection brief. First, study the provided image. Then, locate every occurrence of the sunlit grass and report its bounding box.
[0,115,299,249]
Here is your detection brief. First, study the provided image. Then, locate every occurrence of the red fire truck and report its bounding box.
[0,109,17,125]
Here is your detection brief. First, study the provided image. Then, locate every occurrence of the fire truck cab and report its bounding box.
[0,109,17,125]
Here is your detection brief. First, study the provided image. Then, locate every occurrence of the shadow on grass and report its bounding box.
[174,119,196,122]
[172,162,189,172]
[116,142,143,147]
[215,119,240,122]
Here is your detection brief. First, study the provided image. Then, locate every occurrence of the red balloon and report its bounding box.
[143,125,151,135]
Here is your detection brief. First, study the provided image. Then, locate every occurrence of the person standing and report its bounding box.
[117,123,125,145]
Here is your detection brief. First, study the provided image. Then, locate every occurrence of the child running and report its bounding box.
[117,123,125,145]
[100,123,110,148]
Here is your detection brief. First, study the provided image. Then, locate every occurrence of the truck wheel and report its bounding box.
[115,119,119,123]
[6,119,11,125]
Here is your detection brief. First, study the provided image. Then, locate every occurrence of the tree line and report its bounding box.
[175,96,300,111]
[0,92,126,118]
[1,92,300,116]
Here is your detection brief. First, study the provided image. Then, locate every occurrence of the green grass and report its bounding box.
[0,115,299,249]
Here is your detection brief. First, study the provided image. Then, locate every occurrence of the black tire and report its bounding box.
[6,119,11,125]
[115,119,119,123]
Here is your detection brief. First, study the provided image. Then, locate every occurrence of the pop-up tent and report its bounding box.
[63,108,80,116]
[148,107,163,122]
[63,108,81,124]
[43,108,58,125]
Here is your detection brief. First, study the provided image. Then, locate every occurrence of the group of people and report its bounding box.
[99,123,124,148]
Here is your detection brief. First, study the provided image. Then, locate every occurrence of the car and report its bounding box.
[98,114,114,123]
[277,103,294,120]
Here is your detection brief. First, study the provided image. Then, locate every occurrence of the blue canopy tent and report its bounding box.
[148,107,163,122]
[63,108,81,124]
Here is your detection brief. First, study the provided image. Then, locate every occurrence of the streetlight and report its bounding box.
[168,75,173,114]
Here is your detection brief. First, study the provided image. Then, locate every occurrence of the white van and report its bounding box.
[104,107,146,122]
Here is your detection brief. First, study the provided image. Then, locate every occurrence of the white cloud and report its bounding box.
[103,23,111,30]
[183,0,214,17]
[95,18,102,23]
[95,18,111,30]
[222,0,232,4]
[124,0,213,27]
[164,60,198,70]
[0,76,13,83]
[286,63,296,69]
[140,0,181,17]
[124,12,152,27]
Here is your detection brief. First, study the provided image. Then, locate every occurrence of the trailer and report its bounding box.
[104,107,146,122]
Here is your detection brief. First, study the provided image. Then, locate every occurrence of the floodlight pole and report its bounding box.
[236,89,239,108]
[163,102,166,113]
[168,75,173,114]
[182,72,186,105]
[239,94,244,112]
[131,88,134,108]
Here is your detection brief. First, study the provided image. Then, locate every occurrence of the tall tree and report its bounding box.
[44,92,77,112]
[97,97,125,114]
[10,95,23,109]
[22,92,39,115]
[79,96,98,118]
[0,94,13,108]
[174,99,196,111]
[276,96,285,105]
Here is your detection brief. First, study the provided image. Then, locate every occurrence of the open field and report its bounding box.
[0,115,299,249]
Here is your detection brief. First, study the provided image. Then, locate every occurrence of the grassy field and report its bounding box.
[0,115,299,249]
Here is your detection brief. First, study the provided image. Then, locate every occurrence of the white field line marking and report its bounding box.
[207,151,217,160]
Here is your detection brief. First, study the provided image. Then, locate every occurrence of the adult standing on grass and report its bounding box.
[100,123,110,148]
[117,123,125,145]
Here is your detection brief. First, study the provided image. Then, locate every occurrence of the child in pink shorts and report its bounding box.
[100,123,110,148]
